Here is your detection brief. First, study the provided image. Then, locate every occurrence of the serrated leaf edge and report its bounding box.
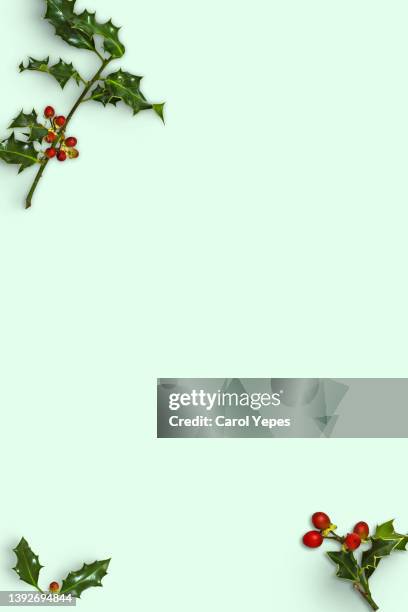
[12,537,44,589]
[60,559,111,598]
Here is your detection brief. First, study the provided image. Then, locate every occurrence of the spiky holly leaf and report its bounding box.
[8,109,39,129]
[0,134,40,173]
[8,109,48,143]
[60,559,111,598]
[19,57,50,72]
[327,550,360,582]
[44,0,124,58]
[90,83,121,106]
[374,519,408,551]
[20,57,81,89]
[362,537,402,579]
[12,538,43,589]
[27,125,49,143]
[73,11,125,58]
[363,520,408,578]
[45,0,95,52]
[92,71,165,121]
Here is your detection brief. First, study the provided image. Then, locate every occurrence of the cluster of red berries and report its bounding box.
[43,106,79,162]
[49,582,60,593]
[303,512,370,551]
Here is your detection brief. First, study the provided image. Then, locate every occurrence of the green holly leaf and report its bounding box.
[27,125,49,143]
[44,1,124,58]
[327,550,360,582]
[0,134,40,173]
[90,83,121,106]
[18,57,50,72]
[374,519,408,550]
[363,520,408,577]
[12,538,44,589]
[20,57,82,89]
[60,559,111,598]
[92,71,165,119]
[7,109,48,143]
[362,537,402,579]
[73,11,125,58]
[45,0,95,52]
[8,109,39,129]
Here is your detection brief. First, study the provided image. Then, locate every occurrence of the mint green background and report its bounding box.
[0,0,407,610]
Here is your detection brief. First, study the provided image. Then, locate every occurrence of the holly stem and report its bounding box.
[354,583,379,611]
[25,56,112,209]
[65,57,112,127]
[25,160,48,209]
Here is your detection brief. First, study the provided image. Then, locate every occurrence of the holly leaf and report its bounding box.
[90,83,121,107]
[19,57,82,89]
[362,537,402,579]
[8,109,39,129]
[45,0,95,52]
[12,538,43,589]
[27,125,49,143]
[374,520,408,550]
[0,134,40,173]
[363,520,408,577]
[73,11,125,58]
[60,559,111,598]
[44,1,124,58]
[92,70,165,120]
[327,550,360,582]
[7,109,48,143]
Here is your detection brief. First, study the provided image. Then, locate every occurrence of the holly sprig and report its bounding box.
[302,513,408,610]
[13,537,111,599]
[0,0,164,209]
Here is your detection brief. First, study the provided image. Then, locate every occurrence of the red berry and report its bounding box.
[44,106,55,118]
[65,136,77,147]
[57,150,67,162]
[49,582,60,593]
[344,533,361,551]
[55,116,66,128]
[303,530,323,548]
[45,147,56,159]
[312,512,331,530]
[45,131,57,143]
[353,522,369,540]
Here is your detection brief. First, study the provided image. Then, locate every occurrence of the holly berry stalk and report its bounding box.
[25,55,111,209]
[302,514,408,610]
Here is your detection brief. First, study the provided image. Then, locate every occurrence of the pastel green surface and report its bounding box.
[0,0,407,610]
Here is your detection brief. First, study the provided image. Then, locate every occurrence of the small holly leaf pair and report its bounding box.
[13,537,111,598]
[19,57,82,89]
[45,0,125,58]
[91,70,165,121]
